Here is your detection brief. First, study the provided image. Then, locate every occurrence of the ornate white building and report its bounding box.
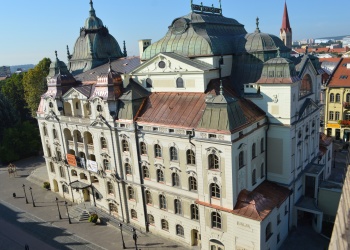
[37,1,333,249]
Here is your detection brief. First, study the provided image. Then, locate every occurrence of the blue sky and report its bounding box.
[1,0,349,66]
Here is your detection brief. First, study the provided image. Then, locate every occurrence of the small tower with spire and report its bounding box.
[280,1,292,49]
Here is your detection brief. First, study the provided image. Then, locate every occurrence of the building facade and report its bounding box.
[37,1,333,249]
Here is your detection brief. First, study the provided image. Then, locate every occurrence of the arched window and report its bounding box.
[260,138,264,153]
[252,143,256,159]
[53,129,58,139]
[170,146,178,161]
[176,77,184,88]
[62,185,69,194]
[157,169,164,182]
[79,173,87,180]
[239,151,244,168]
[174,199,182,215]
[146,78,153,88]
[122,139,129,152]
[154,144,162,158]
[148,214,155,225]
[103,159,110,171]
[140,142,147,155]
[75,101,79,110]
[159,195,167,210]
[107,182,114,195]
[210,183,220,198]
[336,93,341,103]
[191,204,199,220]
[252,169,257,185]
[92,176,99,183]
[128,186,135,200]
[100,137,107,149]
[161,219,169,231]
[145,190,152,204]
[261,163,265,178]
[189,177,197,192]
[109,203,118,216]
[209,239,225,250]
[143,165,150,179]
[300,74,312,98]
[59,166,65,178]
[71,170,77,176]
[347,93,350,103]
[186,149,196,165]
[43,126,48,136]
[208,154,219,170]
[125,163,132,175]
[330,93,335,102]
[172,173,180,187]
[211,212,221,229]
[176,224,184,237]
[131,209,137,219]
[49,162,55,173]
[266,222,272,241]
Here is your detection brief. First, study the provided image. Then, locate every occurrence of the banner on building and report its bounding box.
[87,160,98,173]
[66,154,77,167]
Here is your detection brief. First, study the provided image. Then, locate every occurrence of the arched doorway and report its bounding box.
[53,179,59,192]
[191,229,200,246]
[209,239,225,250]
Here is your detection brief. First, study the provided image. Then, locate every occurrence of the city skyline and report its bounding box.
[1,0,350,66]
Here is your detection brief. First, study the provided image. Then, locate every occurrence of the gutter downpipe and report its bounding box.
[134,121,149,232]
[100,115,126,223]
[265,116,270,179]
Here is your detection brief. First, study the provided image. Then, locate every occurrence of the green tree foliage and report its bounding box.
[0,92,19,140]
[1,73,29,120]
[23,58,51,117]
[0,121,41,163]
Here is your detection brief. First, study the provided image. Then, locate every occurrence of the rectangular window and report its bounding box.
[335,111,340,120]
[153,127,159,131]
[169,129,174,133]
[329,111,334,120]
[208,134,217,139]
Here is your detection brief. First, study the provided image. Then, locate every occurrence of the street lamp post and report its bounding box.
[55,197,62,219]
[64,201,72,224]
[131,227,138,250]
[118,223,126,249]
[22,184,28,204]
[29,187,35,207]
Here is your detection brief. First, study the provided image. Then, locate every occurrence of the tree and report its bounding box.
[1,73,29,120]
[22,58,51,117]
[0,92,19,140]
[0,121,41,163]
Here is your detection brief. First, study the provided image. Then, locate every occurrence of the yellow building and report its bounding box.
[325,57,350,141]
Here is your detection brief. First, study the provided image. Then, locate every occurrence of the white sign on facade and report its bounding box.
[87,160,98,173]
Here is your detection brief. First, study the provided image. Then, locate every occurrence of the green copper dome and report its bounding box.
[141,11,247,60]
[85,0,103,29]
[68,0,124,75]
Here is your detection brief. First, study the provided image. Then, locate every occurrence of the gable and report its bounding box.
[62,87,89,101]
[131,52,213,75]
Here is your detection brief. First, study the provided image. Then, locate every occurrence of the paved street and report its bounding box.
[0,157,189,250]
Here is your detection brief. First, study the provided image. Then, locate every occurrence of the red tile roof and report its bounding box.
[319,58,341,63]
[196,181,290,221]
[327,58,350,87]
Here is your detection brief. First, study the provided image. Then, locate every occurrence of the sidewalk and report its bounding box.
[0,156,189,250]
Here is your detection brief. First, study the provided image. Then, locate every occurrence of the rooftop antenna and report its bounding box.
[55,50,58,60]
[123,41,127,57]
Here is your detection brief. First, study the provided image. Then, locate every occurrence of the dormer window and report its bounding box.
[146,78,153,88]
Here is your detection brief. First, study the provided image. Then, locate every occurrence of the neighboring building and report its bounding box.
[37,1,333,249]
[342,36,350,48]
[324,58,350,141]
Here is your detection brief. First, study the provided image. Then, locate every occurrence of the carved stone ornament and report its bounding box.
[205,147,222,153]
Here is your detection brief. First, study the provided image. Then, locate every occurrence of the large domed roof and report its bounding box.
[141,5,247,61]
[68,0,124,75]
